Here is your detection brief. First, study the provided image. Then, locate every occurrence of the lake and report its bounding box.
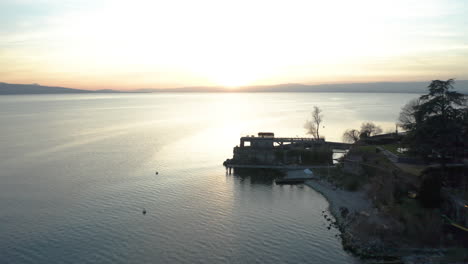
[0,93,418,263]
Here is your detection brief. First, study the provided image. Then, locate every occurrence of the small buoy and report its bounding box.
[142,208,147,215]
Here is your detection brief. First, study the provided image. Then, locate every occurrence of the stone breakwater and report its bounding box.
[289,171,399,260]
[300,172,450,263]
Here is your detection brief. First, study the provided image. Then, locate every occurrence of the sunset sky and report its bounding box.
[1,0,467,90]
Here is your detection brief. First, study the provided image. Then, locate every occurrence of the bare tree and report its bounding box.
[398,98,421,131]
[304,106,323,139]
[360,122,382,138]
[342,129,360,143]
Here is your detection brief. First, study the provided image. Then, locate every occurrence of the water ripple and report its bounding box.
[0,93,409,264]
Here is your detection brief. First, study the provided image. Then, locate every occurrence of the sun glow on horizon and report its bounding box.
[195,60,274,88]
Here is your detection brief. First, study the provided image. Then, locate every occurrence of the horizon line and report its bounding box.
[2,79,468,92]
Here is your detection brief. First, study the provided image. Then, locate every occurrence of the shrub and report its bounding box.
[345,179,360,191]
[419,174,442,208]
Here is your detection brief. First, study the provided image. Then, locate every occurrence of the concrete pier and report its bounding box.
[224,164,335,170]
[224,132,350,171]
[240,136,351,150]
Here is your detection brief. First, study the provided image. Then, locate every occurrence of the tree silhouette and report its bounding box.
[406,79,466,164]
[398,98,421,131]
[342,129,360,143]
[304,106,323,140]
[359,122,382,138]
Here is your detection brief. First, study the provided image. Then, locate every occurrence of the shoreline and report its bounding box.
[288,170,399,260]
[288,170,372,224]
[294,170,453,263]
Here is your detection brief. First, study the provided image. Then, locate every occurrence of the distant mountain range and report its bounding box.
[0,83,123,94]
[1,81,468,95]
[242,81,468,94]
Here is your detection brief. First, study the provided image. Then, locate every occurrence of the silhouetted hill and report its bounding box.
[136,81,468,94]
[0,83,128,94]
[94,89,122,93]
[2,81,467,94]
[133,87,225,93]
[239,81,468,94]
[0,83,91,94]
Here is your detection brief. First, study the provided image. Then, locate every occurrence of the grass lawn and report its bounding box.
[380,143,410,157]
[314,167,368,191]
[380,143,400,154]
[353,145,378,153]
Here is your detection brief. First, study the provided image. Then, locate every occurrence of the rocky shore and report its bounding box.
[298,171,389,258]
[288,170,452,263]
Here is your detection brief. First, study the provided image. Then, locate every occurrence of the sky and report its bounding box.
[1,0,467,90]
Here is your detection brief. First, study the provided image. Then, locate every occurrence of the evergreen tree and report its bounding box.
[406,79,466,163]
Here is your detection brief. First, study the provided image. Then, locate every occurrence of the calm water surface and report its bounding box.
[0,93,417,263]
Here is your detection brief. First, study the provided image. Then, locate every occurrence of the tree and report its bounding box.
[419,169,443,208]
[342,129,360,143]
[397,79,467,208]
[360,122,382,138]
[462,107,468,144]
[304,106,323,140]
[413,79,466,161]
[342,122,383,143]
[398,98,421,131]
